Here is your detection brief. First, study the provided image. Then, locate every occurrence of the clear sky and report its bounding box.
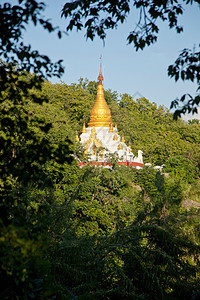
[22,0,200,110]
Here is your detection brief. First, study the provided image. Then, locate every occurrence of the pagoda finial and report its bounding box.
[82,122,86,133]
[109,122,114,133]
[88,63,112,127]
[75,131,79,142]
[113,133,118,141]
[118,143,123,150]
[115,123,118,134]
[91,127,96,137]
[98,54,103,85]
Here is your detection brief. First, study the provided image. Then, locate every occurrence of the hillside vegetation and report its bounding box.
[1,78,200,299]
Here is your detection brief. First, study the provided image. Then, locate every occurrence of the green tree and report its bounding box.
[0,67,75,299]
[0,2,72,297]
[63,165,139,237]
[165,155,199,184]
[49,165,200,300]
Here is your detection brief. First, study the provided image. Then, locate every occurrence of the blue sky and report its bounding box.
[23,0,200,110]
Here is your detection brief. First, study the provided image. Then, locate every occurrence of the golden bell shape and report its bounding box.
[118,143,123,150]
[121,136,125,143]
[82,122,86,133]
[88,68,112,127]
[113,134,118,141]
[109,123,114,133]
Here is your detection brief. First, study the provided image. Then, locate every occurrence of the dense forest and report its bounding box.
[1,75,200,299]
[1,0,200,299]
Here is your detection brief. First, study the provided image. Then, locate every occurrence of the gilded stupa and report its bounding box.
[78,65,144,167]
[88,66,112,127]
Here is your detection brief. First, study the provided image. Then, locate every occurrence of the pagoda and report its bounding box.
[77,66,144,168]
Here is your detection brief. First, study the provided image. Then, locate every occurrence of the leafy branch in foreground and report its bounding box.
[169,46,200,119]
[0,0,64,79]
[62,0,185,50]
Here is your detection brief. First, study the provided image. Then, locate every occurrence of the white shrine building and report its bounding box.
[77,66,144,168]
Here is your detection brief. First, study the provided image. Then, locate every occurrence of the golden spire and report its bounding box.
[115,123,118,134]
[113,133,118,141]
[82,122,86,133]
[129,143,132,152]
[121,136,125,143]
[75,131,79,142]
[91,127,96,137]
[118,143,123,150]
[88,64,112,127]
[109,123,114,133]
